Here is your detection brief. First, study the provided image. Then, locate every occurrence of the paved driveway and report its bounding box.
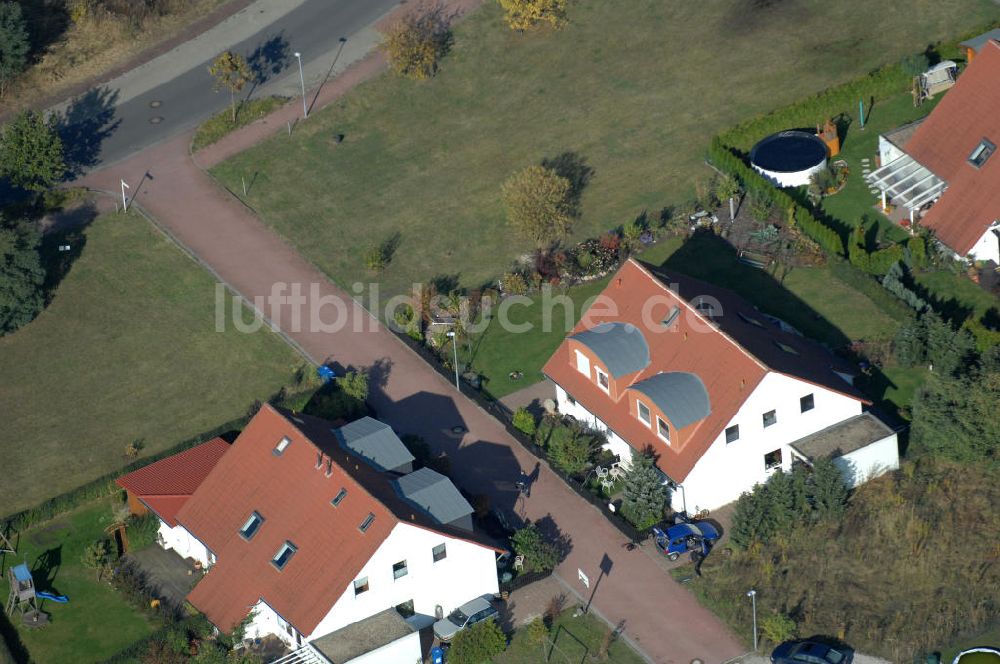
[78,37,744,664]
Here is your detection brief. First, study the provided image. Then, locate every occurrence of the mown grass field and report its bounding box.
[0,499,154,664]
[212,0,997,303]
[0,212,300,514]
[495,608,645,664]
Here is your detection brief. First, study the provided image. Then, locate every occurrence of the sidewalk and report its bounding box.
[77,15,743,663]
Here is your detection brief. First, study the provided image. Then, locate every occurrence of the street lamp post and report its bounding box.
[294,52,307,119]
[746,589,758,651]
[120,179,130,212]
[446,331,460,390]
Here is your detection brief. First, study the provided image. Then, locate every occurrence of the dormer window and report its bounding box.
[595,368,610,393]
[274,436,291,456]
[969,138,995,169]
[656,417,670,444]
[574,349,590,376]
[239,511,264,540]
[359,513,375,533]
[636,400,651,426]
[271,541,297,570]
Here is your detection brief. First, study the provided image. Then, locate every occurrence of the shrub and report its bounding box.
[620,453,667,530]
[339,370,369,401]
[128,512,161,550]
[363,243,387,272]
[882,262,928,312]
[501,165,574,248]
[512,407,537,436]
[501,271,529,295]
[380,6,451,80]
[0,215,45,335]
[497,0,567,32]
[761,613,797,645]
[546,423,595,475]
[511,522,560,572]
[449,618,507,664]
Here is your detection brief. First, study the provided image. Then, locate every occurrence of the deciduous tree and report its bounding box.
[208,51,254,123]
[511,522,559,572]
[0,216,45,335]
[497,0,567,32]
[449,618,507,664]
[501,165,573,248]
[380,6,451,80]
[0,110,65,192]
[81,539,110,581]
[0,1,29,99]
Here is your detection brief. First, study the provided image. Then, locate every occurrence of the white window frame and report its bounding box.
[725,424,739,444]
[353,576,369,596]
[432,543,447,563]
[764,448,783,471]
[271,541,297,571]
[392,559,408,580]
[331,488,348,507]
[636,400,651,426]
[274,436,291,456]
[595,367,610,393]
[762,410,777,428]
[239,511,263,540]
[574,349,590,376]
[656,416,670,444]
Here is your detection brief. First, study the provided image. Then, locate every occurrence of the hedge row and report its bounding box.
[708,138,844,256]
[1,416,247,532]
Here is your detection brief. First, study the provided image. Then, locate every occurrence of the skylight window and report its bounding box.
[239,511,264,540]
[331,488,348,507]
[359,513,375,533]
[969,138,996,168]
[774,341,799,356]
[738,311,765,328]
[661,305,681,328]
[273,436,292,456]
[271,541,297,571]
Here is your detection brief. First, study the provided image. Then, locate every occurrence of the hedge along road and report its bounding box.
[77,8,744,664]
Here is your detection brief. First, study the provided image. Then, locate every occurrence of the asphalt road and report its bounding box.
[72,0,400,170]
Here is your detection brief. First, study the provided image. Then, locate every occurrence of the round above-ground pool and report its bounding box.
[750,130,828,188]
[953,648,1000,664]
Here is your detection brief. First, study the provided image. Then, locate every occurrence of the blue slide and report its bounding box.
[36,591,69,603]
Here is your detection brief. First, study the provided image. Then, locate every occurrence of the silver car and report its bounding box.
[433,596,498,642]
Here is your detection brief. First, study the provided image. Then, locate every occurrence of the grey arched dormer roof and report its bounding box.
[569,322,650,378]
[630,372,711,431]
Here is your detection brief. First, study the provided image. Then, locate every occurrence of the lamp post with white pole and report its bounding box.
[120,179,130,212]
[446,330,460,390]
[746,589,758,651]
[294,52,307,119]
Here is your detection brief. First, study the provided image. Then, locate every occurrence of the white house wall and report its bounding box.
[878,135,906,169]
[967,226,1000,263]
[306,522,498,641]
[555,385,635,466]
[244,599,303,649]
[835,433,899,488]
[157,520,213,568]
[346,631,422,664]
[675,372,863,512]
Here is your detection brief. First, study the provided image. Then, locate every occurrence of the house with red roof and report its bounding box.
[543,259,899,513]
[869,38,1000,264]
[117,405,501,660]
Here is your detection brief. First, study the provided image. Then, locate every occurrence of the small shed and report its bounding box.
[310,608,421,664]
[789,412,899,487]
[959,30,1000,64]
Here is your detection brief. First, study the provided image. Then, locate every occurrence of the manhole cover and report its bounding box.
[149,100,162,108]
[149,116,164,124]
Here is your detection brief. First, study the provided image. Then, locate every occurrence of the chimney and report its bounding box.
[325,459,333,478]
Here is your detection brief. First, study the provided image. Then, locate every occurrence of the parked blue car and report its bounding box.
[651,521,720,561]
[771,640,854,664]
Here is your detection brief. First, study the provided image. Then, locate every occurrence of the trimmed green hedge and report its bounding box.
[827,258,913,323]
[719,63,912,151]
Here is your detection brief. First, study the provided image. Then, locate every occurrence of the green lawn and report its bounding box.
[496,608,645,664]
[0,499,154,664]
[211,0,996,303]
[940,627,1000,663]
[0,212,300,515]
[820,92,943,243]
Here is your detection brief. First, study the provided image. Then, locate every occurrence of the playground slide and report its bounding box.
[36,591,69,603]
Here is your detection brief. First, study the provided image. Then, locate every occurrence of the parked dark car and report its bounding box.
[651,521,720,561]
[771,640,854,664]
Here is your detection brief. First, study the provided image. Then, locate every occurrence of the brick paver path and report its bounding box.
[79,25,744,664]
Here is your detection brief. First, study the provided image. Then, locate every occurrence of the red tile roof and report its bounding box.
[906,40,1000,255]
[115,438,230,527]
[543,259,865,483]
[176,405,499,636]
